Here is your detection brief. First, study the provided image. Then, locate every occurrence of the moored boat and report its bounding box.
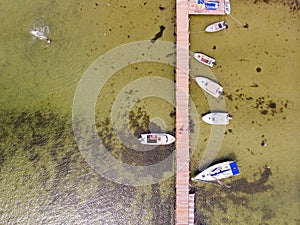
[225,0,231,15]
[194,53,216,67]
[205,21,227,33]
[192,161,240,181]
[195,76,223,98]
[139,133,175,145]
[202,112,232,125]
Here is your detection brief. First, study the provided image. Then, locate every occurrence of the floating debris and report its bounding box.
[30,17,51,43]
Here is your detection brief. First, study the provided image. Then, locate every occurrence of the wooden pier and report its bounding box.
[175,0,192,224]
[175,1,229,224]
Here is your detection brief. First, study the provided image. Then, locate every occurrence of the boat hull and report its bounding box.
[194,53,215,67]
[205,21,227,33]
[202,112,231,125]
[193,161,240,181]
[225,0,231,15]
[195,76,223,98]
[139,133,175,145]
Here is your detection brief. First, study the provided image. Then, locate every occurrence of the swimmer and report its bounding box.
[30,29,51,44]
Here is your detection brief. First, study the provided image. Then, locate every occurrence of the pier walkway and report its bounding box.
[175,1,227,224]
[175,0,192,224]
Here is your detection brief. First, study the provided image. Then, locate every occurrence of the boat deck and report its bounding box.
[189,0,226,15]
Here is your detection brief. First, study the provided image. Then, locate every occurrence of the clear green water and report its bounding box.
[0,0,299,224]
[189,1,300,224]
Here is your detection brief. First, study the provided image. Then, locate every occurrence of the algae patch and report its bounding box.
[193,166,274,224]
[0,108,175,224]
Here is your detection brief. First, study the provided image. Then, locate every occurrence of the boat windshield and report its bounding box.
[147,135,159,143]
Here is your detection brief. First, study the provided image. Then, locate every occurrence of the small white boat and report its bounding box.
[192,161,240,182]
[225,0,231,15]
[194,53,215,67]
[139,133,175,145]
[202,112,232,125]
[205,21,227,33]
[195,76,223,98]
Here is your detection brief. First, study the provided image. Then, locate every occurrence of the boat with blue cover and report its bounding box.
[196,0,220,10]
[205,1,220,10]
[192,161,240,181]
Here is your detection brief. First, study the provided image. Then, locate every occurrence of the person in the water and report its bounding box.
[30,29,51,44]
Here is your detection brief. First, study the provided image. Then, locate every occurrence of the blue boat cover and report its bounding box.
[230,161,240,176]
[205,1,220,10]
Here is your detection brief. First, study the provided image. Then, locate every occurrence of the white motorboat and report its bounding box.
[139,133,175,145]
[194,53,216,67]
[202,112,232,125]
[195,76,223,98]
[205,21,227,33]
[225,0,231,15]
[192,161,240,182]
